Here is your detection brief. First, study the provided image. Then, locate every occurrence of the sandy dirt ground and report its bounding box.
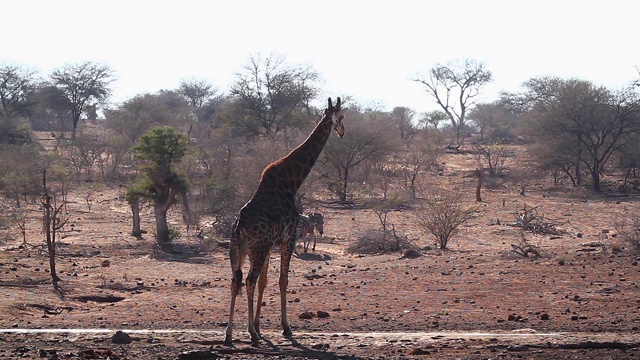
[1,149,640,359]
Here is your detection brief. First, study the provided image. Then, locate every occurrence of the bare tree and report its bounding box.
[9,206,28,245]
[400,127,444,198]
[50,61,114,139]
[476,142,509,177]
[413,58,493,144]
[65,131,103,180]
[414,188,474,250]
[322,110,399,201]
[228,53,319,136]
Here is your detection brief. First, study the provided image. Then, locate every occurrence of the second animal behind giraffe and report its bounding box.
[297,212,324,253]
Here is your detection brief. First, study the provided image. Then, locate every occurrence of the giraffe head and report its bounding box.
[326,97,345,138]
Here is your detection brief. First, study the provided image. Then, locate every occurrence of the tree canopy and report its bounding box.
[50,61,114,139]
[228,53,319,136]
[128,126,190,243]
[513,77,640,192]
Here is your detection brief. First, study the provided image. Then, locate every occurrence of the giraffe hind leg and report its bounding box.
[225,230,245,345]
[225,267,243,344]
[245,253,267,342]
[253,256,270,337]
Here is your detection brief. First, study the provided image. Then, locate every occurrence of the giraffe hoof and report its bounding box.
[250,332,261,342]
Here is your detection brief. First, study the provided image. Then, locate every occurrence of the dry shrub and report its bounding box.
[348,191,418,255]
[614,215,640,251]
[609,239,623,253]
[347,228,419,255]
[414,188,475,249]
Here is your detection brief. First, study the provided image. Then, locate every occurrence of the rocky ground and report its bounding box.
[1,150,640,359]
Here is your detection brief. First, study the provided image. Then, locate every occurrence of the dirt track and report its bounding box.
[2,328,640,359]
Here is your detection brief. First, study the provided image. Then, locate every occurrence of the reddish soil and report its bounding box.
[1,149,640,359]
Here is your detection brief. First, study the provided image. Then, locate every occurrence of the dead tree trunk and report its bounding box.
[41,170,68,287]
[130,199,142,237]
[474,168,483,202]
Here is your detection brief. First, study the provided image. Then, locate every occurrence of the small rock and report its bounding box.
[111,330,132,344]
[317,310,330,318]
[299,311,315,319]
[410,348,430,355]
[178,350,218,359]
[540,313,550,320]
[401,249,422,259]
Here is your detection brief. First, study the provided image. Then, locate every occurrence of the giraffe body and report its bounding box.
[225,97,345,344]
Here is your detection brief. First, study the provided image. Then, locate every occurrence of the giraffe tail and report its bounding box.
[230,220,245,295]
[232,268,244,295]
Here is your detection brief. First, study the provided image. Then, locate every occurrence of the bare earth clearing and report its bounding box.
[1,149,640,359]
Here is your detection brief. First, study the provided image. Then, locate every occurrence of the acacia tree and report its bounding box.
[418,110,448,129]
[391,106,416,140]
[517,77,640,192]
[127,126,189,243]
[0,145,41,206]
[413,58,493,144]
[179,78,219,117]
[0,64,38,118]
[228,53,319,136]
[50,61,114,139]
[106,91,191,146]
[468,100,522,143]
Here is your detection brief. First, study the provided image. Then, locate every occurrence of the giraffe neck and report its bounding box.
[257,114,333,194]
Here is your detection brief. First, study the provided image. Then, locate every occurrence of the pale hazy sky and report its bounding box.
[3,0,639,114]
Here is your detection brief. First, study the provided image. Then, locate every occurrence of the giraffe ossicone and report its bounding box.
[224,97,345,344]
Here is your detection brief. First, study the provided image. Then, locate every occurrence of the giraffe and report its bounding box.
[225,97,345,344]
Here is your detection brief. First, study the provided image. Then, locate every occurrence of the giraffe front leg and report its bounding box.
[279,241,295,337]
